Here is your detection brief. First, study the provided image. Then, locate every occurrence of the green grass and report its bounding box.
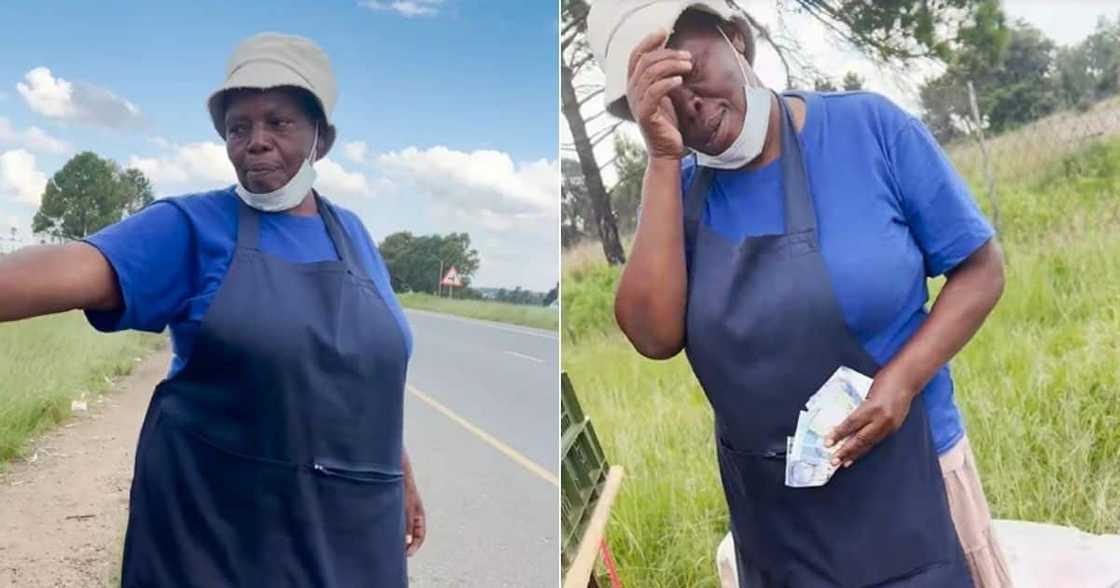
[0,312,164,467]
[397,292,558,331]
[562,130,1120,586]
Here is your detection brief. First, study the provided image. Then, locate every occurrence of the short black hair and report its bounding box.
[671,8,756,64]
[289,86,326,127]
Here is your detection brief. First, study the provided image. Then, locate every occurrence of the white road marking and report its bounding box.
[407,384,559,487]
[504,350,544,363]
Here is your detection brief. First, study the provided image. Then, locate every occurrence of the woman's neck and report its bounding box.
[744,94,806,170]
[286,191,319,217]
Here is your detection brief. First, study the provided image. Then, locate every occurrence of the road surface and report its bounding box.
[0,309,559,587]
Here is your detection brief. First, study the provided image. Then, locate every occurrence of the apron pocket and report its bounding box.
[309,459,408,586]
[312,459,403,484]
[714,434,962,587]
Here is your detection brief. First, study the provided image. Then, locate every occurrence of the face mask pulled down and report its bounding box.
[235,125,319,212]
[692,28,772,170]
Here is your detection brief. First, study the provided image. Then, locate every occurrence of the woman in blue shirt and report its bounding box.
[0,33,422,587]
[591,2,1011,587]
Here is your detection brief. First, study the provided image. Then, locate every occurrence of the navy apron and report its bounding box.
[120,194,409,587]
[683,94,973,587]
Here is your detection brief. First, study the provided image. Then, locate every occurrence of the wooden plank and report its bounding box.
[562,465,625,588]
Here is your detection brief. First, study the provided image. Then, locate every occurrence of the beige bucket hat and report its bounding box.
[206,32,338,152]
[587,0,754,120]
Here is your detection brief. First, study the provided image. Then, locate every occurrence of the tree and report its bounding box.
[1056,44,1096,110]
[119,168,155,215]
[562,0,626,265]
[814,77,839,91]
[32,152,154,241]
[543,283,559,307]
[561,158,592,247]
[378,231,480,294]
[920,74,972,142]
[920,16,1060,139]
[842,71,865,91]
[983,21,1060,132]
[609,134,647,233]
[1056,16,1120,109]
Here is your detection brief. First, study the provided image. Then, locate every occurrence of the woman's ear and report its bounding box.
[317,124,337,161]
[726,24,748,56]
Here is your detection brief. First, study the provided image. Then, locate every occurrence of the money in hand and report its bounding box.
[785,367,873,488]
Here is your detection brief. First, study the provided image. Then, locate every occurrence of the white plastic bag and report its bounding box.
[994,519,1120,588]
[715,520,1120,587]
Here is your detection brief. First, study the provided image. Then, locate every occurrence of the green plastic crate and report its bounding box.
[560,372,610,573]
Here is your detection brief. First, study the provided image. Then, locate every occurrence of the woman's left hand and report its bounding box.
[825,369,919,468]
[403,453,426,556]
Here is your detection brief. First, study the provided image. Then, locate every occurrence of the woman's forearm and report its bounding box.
[881,240,1005,395]
[0,242,121,322]
[614,157,689,359]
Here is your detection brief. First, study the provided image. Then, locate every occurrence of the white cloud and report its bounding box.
[359,0,444,18]
[16,67,73,118]
[342,140,369,164]
[16,67,146,130]
[0,117,71,154]
[370,145,559,289]
[0,149,48,205]
[127,142,234,193]
[376,146,558,230]
[317,157,372,197]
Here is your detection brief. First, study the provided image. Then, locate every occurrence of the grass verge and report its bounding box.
[397,292,558,331]
[0,311,164,468]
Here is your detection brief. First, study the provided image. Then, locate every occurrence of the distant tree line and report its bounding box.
[921,14,1120,142]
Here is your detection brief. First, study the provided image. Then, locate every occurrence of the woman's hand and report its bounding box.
[824,368,919,467]
[626,30,691,161]
[824,240,1005,467]
[402,451,426,556]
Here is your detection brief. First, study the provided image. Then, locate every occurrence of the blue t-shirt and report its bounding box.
[682,91,994,455]
[81,187,413,378]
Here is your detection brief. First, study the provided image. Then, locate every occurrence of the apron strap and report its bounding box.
[683,158,714,267]
[683,91,818,253]
[234,192,369,279]
[236,197,261,250]
[316,194,371,279]
[777,92,817,234]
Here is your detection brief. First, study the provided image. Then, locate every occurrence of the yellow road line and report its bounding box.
[407,384,559,487]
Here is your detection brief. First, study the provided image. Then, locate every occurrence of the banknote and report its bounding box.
[785,366,874,488]
[791,409,836,462]
[785,453,835,487]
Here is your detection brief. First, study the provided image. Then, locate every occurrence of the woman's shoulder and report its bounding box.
[325,199,378,246]
[156,186,239,224]
[805,90,918,141]
[147,187,239,243]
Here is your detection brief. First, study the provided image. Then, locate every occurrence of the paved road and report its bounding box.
[0,310,558,587]
[403,310,559,587]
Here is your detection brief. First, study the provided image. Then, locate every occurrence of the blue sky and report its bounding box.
[0,0,559,290]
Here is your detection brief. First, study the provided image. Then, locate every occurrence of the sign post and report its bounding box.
[440,266,462,298]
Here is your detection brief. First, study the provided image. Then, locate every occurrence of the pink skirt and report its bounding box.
[939,435,1014,587]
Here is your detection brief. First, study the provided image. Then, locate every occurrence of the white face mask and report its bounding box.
[235,125,319,212]
[693,28,772,170]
